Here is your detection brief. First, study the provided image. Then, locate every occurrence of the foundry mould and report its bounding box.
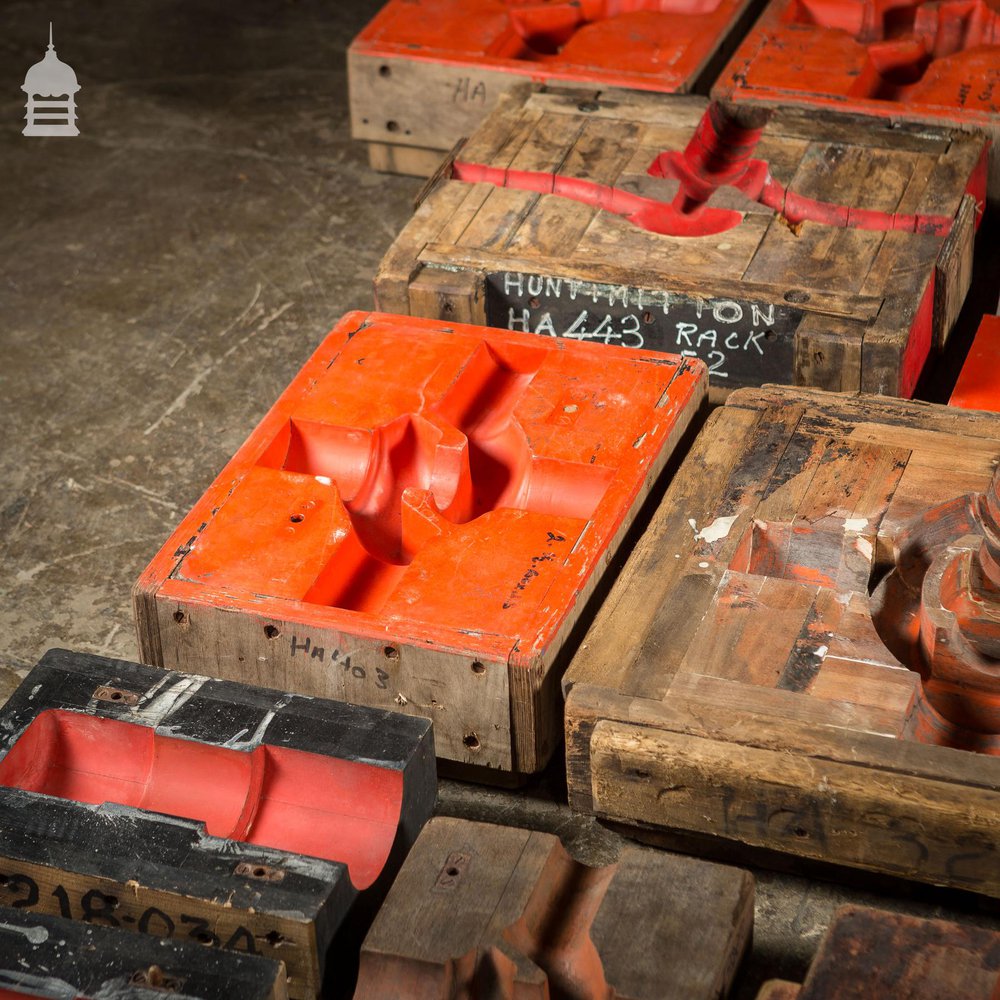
[0,649,436,999]
[0,905,288,1000]
[354,816,754,1000]
[348,0,765,175]
[376,84,987,400]
[756,905,1000,999]
[134,310,707,776]
[564,386,1000,896]
[950,315,1000,412]
[713,0,1000,206]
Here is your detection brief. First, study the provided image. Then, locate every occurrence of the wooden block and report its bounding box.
[348,0,765,175]
[134,311,707,776]
[0,905,287,999]
[376,85,986,398]
[564,386,1000,896]
[950,315,1000,412]
[759,905,1000,999]
[355,816,754,999]
[0,649,436,998]
[712,0,1000,210]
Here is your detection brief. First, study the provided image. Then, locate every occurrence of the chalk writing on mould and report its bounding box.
[490,272,800,381]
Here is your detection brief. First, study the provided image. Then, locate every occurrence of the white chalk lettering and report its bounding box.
[744,330,765,355]
[608,285,630,308]
[713,300,743,324]
[568,280,583,300]
[592,314,614,343]
[508,307,531,331]
[708,351,728,376]
[527,275,544,297]
[534,313,557,337]
[675,322,697,347]
[725,331,740,350]
[697,329,718,348]
[504,273,523,296]
[751,303,775,326]
[544,277,562,297]
[565,311,590,337]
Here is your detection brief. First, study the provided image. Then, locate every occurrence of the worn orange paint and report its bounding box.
[137,312,705,717]
[715,0,1000,143]
[352,0,756,93]
[950,315,1000,412]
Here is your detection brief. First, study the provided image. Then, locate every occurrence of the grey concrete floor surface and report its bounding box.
[0,1,997,996]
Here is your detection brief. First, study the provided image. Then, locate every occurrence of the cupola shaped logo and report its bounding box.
[22,23,80,136]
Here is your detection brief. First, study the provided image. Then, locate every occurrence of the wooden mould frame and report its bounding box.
[756,905,1000,999]
[712,0,1000,208]
[0,904,288,1000]
[348,0,767,176]
[0,649,436,999]
[356,816,754,1000]
[376,85,987,400]
[134,311,706,776]
[564,386,1000,897]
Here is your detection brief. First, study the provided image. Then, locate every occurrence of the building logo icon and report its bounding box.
[22,24,80,136]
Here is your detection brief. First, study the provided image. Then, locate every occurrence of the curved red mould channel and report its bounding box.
[0,710,401,890]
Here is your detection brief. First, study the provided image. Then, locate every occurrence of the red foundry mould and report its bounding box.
[134,311,707,777]
[951,314,1000,410]
[348,0,767,175]
[0,649,436,998]
[714,0,1000,206]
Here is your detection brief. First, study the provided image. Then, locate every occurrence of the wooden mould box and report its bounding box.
[757,905,1000,999]
[355,816,754,999]
[713,0,1000,209]
[0,905,288,1000]
[134,311,705,776]
[376,85,987,400]
[0,649,436,999]
[348,0,765,175]
[564,385,1000,896]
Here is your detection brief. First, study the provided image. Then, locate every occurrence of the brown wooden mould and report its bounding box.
[756,905,1000,999]
[376,84,986,401]
[353,816,754,999]
[565,385,1000,897]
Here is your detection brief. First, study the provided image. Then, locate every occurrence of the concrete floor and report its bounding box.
[1,1,998,996]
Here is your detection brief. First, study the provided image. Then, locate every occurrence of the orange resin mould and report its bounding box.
[134,311,707,777]
[348,0,768,175]
[951,314,1000,411]
[713,0,1000,207]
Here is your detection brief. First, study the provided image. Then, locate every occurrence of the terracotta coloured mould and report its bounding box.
[0,905,288,1000]
[564,386,1000,896]
[950,314,1000,412]
[377,85,987,399]
[354,816,754,999]
[348,0,767,174]
[0,649,436,999]
[756,905,1000,999]
[714,0,1000,206]
[134,311,707,776]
